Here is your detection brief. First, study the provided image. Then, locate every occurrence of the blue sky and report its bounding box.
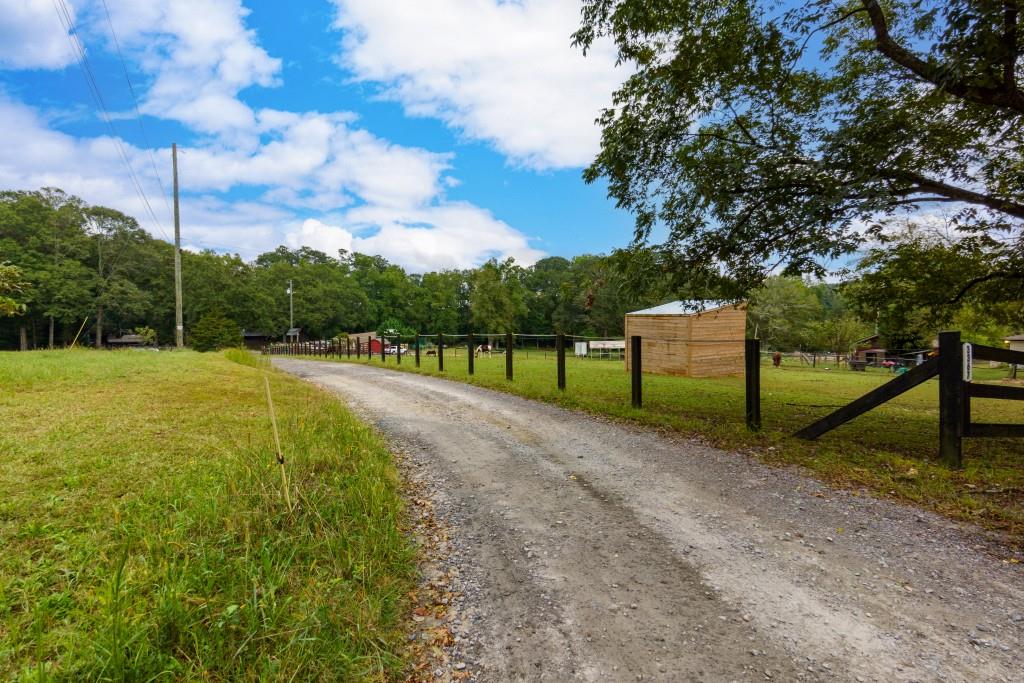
[0,0,636,272]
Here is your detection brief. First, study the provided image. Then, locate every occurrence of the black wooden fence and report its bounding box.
[263,329,1022,466]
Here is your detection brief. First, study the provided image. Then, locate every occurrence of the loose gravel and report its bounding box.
[275,359,1024,682]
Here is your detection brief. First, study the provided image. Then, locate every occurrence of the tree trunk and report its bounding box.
[49,316,54,349]
[95,306,104,349]
[19,325,27,351]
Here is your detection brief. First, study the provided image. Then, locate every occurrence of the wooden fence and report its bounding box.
[264,330,1022,467]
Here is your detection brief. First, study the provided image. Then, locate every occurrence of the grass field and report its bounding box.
[0,350,414,681]
[306,349,1024,541]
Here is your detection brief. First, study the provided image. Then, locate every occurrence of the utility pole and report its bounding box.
[172,142,184,348]
[288,279,294,331]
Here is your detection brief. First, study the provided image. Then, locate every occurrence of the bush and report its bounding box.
[189,311,242,352]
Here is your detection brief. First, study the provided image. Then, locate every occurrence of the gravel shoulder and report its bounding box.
[274,358,1023,682]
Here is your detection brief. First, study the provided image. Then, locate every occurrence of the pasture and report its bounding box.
[319,351,1024,539]
[0,350,414,681]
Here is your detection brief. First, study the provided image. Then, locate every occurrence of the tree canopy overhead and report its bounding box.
[574,0,1024,294]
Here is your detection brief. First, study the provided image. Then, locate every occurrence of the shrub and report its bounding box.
[190,311,242,352]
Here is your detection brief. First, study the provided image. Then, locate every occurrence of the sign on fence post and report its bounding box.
[468,332,474,375]
[506,332,513,381]
[631,335,642,408]
[938,331,964,468]
[556,333,566,391]
[438,333,445,371]
[745,338,761,431]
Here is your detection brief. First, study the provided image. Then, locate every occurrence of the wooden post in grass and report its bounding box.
[631,335,642,408]
[506,332,514,381]
[556,333,566,391]
[357,337,361,359]
[468,332,475,375]
[438,333,445,371]
[381,336,386,363]
[938,331,964,468]
[397,335,402,365]
[415,333,421,367]
[263,376,293,513]
[346,338,351,358]
[745,338,762,431]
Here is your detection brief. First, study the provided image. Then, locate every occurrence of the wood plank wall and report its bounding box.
[624,306,746,377]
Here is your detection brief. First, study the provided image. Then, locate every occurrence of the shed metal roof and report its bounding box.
[626,300,741,316]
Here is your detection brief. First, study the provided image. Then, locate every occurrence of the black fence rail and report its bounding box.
[265,332,763,432]
[264,329,1021,466]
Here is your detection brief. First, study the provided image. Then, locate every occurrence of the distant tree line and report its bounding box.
[2,188,1019,352]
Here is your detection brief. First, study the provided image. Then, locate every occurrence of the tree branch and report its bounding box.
[894,171,1024,218]
[861,0,1024,113]
[949,270,1024,303]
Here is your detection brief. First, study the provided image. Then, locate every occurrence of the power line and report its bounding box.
[98,0,174,221]
[51,0,171,243]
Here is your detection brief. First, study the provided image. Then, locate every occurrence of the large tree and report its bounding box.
[574,0,1024,295]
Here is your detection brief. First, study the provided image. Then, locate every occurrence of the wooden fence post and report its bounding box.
[396,334,402,364]
[468,332,474,375]
[346,338,351,358]
[938,330,964,468]
[438,333,445,371]
[357,337,361,359]
[745,338,762,431]
[380,336,386,363]
[631,335,642,408]
[506,332,513,381]
[415,333,420,367]
[556,333,566,391]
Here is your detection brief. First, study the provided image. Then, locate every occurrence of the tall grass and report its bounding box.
[0,350,414,681]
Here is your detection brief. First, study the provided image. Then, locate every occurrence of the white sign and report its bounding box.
[963,343,973,382]
[574,341,588,357]
[590,340,626,350]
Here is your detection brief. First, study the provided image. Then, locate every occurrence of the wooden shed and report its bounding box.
[624,301,747,378]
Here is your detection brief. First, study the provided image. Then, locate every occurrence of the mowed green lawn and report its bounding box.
[319,349,1023,540]
[0,350,414,681]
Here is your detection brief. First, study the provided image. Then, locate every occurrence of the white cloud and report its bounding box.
[287,218,354,256]
[0,93,544,270]
[0,0,77,70]
[96,0,281,137]
[332,0,625,169]
[284,203,545,273]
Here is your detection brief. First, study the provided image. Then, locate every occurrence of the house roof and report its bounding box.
[627,300,742,316]
[1005,334,1024,341]
[286,327,301,335]
[348,331,379,339]
[108,334,145,343]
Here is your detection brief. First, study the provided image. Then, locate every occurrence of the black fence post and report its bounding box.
[357,337,362,359]
[938,330,964,468]
[745,338,762,431]
[506,332,514,381]
[346,338,351,358]
[381,336,386,363]
[415,333,421,367]
[396,334,402,364]
[556,333,566,391]
[438,333,445,372]
[631,335,642,408]
[468,332,475,375]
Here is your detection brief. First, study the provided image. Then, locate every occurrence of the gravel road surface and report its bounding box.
[274,359,1023,682]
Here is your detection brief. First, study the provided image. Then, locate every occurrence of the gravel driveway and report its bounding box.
[274,359,1023,682]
